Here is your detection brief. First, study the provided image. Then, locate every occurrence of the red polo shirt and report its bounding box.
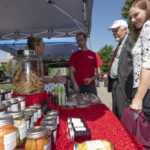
[68,50,99,85]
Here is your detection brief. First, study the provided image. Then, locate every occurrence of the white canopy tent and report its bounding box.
[0,0,93,40]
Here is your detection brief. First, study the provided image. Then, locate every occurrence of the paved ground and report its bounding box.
[97,81,112,111]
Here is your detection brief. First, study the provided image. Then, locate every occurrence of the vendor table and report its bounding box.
[53,104,145,150]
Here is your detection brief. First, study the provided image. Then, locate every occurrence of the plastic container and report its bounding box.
[15,96,25,110]
[12,50,43,95]
[25,126,50,150]
[0,114,16,150]
[7,110,27,148]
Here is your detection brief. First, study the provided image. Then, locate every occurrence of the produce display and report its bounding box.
[67,93,101,106]
[13,67,43,95]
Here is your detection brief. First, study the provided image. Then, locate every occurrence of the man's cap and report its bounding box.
[108,20,128,30]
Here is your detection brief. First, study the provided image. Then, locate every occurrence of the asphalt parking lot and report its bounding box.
[97,81,112,111]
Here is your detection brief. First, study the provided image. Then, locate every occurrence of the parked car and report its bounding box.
[0,70,12,82]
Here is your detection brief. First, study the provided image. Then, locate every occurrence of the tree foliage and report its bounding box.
[121,0,135,32]
[97,44,114,74]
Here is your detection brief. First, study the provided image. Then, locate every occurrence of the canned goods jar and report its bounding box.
[0,102,6,115]
[8,110,26,148]
[29,104,42,119]
[12,50,43,95]
[42,122,57,145]
[25,126,50,150]
[10,98,18,111]
[0,114,16,150]
[28,106,38,125]
[46,110,59,125]
[24,113,30,130]
[15,96,25,110]
[24,108,34,128]
[2,100,11,111]
[44,115,58,125]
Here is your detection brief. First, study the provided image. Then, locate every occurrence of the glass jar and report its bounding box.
[15,96,25,110]
[7,110,26,148]
[10,98,18,111]
[0,114,16,150]
[0,102,6,115]
[29,104,42,120]
[42,121,57,145]
[44,115,57,125]
[24,113,30,130]
[24,108,34,128]
[12,50,43,95]
[46,110,59,125]
[25,126,50,150]
[2,100,11,111]
[28,107,38,126]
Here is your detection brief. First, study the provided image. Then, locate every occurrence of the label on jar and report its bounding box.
[26,120,29,130]
[53,130,57,143]
[19,123,27,140]
[11,103,18,111]
[4,131,16,150]
[44,141,51,150]
[75,127,86,131]
[86,140,104,149]
[73,122,84,127]
[34,112,38,122]
[38,109,41,119]
[20,101,25,110]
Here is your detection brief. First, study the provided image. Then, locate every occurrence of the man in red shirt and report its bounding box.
[68,32,103,95]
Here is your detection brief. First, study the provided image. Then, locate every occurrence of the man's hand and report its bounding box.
[84,78,93,85]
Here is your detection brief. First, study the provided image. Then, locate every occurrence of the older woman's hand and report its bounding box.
[130,96,143,113]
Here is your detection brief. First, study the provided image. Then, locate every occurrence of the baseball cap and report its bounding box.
[108,20,128,30]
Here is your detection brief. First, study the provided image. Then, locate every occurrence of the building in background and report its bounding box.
[0,53,13,67]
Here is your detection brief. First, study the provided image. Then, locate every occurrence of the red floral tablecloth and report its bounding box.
[53,104,145,150]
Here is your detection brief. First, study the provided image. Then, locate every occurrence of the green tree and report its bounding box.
[97,44,114,74]
[5,60,12,74]
[121,0,135,32]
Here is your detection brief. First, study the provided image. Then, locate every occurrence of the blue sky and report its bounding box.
[0,0,125,59]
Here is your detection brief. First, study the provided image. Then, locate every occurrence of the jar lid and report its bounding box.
[28,107,37,113]
[10,98,18,104]
[29,104,41,109]
[44,115,57,119]
[15,96,25,102]
[0,102,6,109]
[0,114,13,126]
[42,117,56,122]
[42,120,56,126]
[43,123,57,131]
[24,113,30,120]
[46,110,59,115]
[7,110,24,119]
[17,50,37,57]
[24,108,34,116]
[2,100,11,107]
[26,126,48,139]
